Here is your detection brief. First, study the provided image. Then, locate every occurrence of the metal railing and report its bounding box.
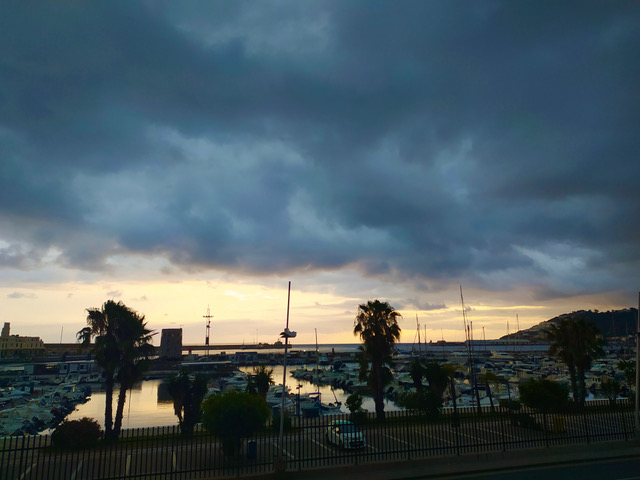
[0,400,634,479]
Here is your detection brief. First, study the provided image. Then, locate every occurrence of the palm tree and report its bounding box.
[600,377,620,407]
[167,369,209,435]
[409,358,425,394]
[424,361,449,403]
[573,318,605,405]
[617,359,635,389]
[112,310,155,438]
[443,363,460,424]
[253,364,275,400]
[78,300,123,438]
[479,370,499,413]
[546,316,605,408]
[353,300,401,420]
[546,320,578,405]
[78,300,155,440]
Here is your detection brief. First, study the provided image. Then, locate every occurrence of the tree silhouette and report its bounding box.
[167,368,209,435]
[546,316,605,407]
[112,308,155,438]
[409,358,425,394]
[479,370,499,413]
[443,363,460,424]
[353,300,401,420]
[252,364,274,400]
[78,300,155,440]
[201,391,270,459]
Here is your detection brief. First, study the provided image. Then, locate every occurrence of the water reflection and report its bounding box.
[67,366,398,429]
[239,365,399,414]
[66,380,178,429]
[156,382,173,404]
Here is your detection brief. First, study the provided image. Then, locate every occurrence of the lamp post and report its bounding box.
[276,282,296,471]
[635,292,639,432]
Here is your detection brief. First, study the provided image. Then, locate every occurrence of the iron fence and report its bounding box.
[0,400,634,479]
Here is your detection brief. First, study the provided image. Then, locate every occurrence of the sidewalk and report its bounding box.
[257,440,640,480]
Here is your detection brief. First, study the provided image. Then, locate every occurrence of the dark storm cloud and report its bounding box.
[1,1,639,299]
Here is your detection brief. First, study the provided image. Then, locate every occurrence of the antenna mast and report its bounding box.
[203,306,213,356]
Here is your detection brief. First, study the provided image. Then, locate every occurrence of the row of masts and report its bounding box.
[412,301,522,352]
[203,294,525,354]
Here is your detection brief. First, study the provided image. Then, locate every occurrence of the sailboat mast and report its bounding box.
[482,326,486,352]
[460,285,481,413]
[516,313,520,354]
[424,324,428,353]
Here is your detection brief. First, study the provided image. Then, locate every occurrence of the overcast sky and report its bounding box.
[1,1,639,346]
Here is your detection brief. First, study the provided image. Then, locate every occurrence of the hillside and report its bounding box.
[500,308,638,344]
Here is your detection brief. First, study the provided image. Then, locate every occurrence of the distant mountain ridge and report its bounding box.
[500,308,638,344]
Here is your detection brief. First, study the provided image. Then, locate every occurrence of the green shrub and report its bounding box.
[271,413,292,432]
[397,390,441,420]
[201,391,270,458]
[345,392,363,413]
[350,409,368,426]
[345,392,368,425]
[519,378,569,413]
[499,398,521,411]
[51,417,103,449]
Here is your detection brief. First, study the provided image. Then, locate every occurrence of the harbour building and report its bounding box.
[0,322,45,358]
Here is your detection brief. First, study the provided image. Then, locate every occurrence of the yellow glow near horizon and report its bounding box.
[1,277,628,347]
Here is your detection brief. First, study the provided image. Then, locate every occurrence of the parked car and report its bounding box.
[325,420,365,449]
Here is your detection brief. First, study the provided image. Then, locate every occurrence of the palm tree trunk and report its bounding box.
[113,384,128,438]
[449,378,459,425]
[577,366,587,408]
[104,375,114,438]
[485,380,495,413]
[568,364,579,406]
[372,361,386,420]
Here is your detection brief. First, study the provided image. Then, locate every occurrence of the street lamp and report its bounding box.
[276,282,296,471]
[279,327,297,425]
[635,292,639,432]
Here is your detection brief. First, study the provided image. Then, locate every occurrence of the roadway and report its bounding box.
[295,440,640,480]
[454,458,640,480]
[2,412,636,479]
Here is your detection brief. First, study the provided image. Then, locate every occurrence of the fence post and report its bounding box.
[582,406,590,444]
[454,409,461,455]
[18,435,27,480]
[623,400,630,441]
[498,406,507,452]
